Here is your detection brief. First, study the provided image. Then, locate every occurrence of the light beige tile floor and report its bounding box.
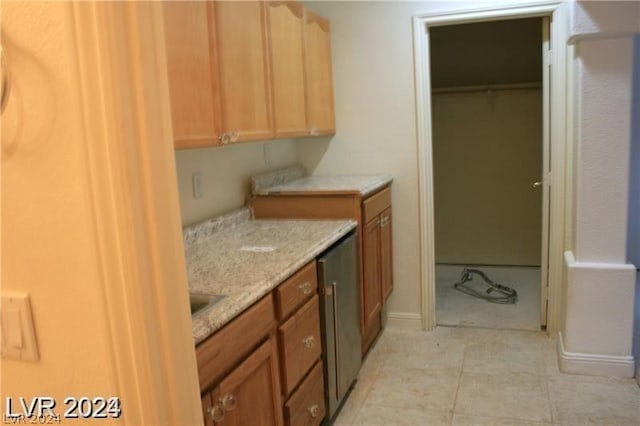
[333,326,640,426]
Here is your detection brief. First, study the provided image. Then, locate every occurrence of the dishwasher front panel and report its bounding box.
[318,232,362,420]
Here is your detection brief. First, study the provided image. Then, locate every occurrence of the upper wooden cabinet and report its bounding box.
[162,1,335,149]
[215,1,274,143]
[304,11,335,136]
[162,1,221,149]
[267,2,308,138]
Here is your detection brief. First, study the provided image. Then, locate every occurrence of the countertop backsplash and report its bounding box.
[250,165,392,197]
[182,206,252,249]
[251,164,307,195]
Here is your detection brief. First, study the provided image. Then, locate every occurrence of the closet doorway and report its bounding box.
[413,3,567,334]
[429,17,549,331]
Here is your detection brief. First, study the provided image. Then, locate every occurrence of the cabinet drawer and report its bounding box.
[279,295,322,396]
[362,186,391,223]
[284,361,325,426]
[276,261,318,321]
[196,294,276,392]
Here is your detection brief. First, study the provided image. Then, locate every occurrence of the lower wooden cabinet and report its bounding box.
[380,208,393,300]
[283,361,325,426]
[278,295,322,396]
[210,337,283,426]
[196,294,283,425]
[202,392,215,426]
[362,218,382,334]
[197,262,325,425]
[251,185,394,357]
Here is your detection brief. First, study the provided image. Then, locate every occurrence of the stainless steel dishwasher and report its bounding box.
[318,232,362,421]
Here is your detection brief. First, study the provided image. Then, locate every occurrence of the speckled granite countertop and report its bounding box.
[251,166,392,197]
[184,207,356,345]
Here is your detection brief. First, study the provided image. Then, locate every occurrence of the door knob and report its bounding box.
[532,181,542,188]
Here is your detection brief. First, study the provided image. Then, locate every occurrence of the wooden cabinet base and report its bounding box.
[361,313,381,356]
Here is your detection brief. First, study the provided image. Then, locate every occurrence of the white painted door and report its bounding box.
[540,17,551,327]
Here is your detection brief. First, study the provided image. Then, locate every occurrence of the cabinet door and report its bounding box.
[267,2,308,138]
[283,361,325,426]
[202,392,216,426]
[278,295,322,396]
[162,1,221,148]
[304,10,335,136]
[215,336,283,426]
[380,208,393,300]
[362,218,382,332]
[214,1,274,143]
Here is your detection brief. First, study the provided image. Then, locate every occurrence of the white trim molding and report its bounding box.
[562,252,637,378]
[559,332,636,378]
[387,312,423,330]
[412,2,568,334]
[67,2,202,423]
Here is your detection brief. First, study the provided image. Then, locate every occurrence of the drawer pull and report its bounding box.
[221,394,236,411]
[298,281,313,295]
[307,404,321,418]
[302,335,316,349]
[208,404,225,421]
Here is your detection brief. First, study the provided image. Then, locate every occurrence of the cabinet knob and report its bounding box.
[208,404,225,422]
[307,404,321,418]
[220,393,236,411]
[302,335,316,348]
[298,281,313,295]
[219,132,239,144]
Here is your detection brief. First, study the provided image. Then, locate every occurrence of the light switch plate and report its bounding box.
[1,293,39,361]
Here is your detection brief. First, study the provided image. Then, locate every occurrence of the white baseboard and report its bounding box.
[558,332,636,378]
[386,312,422,330]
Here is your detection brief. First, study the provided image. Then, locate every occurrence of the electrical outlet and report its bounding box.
[192,172,202,199]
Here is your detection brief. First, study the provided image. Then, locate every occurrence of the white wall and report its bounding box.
[297,0,540,320]
[630,34,640,382]
[560,1,639,377]
[175,139,297,226]
[432,90,542,266]
[2,1,116,402]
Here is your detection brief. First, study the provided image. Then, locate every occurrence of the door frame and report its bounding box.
[412,2,568,334]
[67,2,202,423]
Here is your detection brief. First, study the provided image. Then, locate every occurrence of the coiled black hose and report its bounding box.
[453,267,518,304]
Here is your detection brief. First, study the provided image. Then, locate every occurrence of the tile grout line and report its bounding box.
[542,338,556,424]
[448,337,469,425]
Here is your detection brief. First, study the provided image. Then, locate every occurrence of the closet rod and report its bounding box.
[431,82,542,95]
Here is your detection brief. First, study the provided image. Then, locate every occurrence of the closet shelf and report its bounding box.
[431,82,542,95]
